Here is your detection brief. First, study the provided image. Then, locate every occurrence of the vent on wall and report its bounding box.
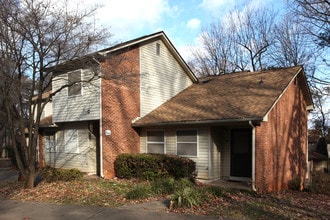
[156,43,160,56]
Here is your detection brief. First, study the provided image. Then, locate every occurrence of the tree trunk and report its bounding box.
[4,99,27,179]
[25,166,35,189]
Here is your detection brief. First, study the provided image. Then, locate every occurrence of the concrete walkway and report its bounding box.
[0,199,218,220]
[0,168,19,182]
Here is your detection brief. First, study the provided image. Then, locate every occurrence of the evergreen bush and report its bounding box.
[114,153,196,181]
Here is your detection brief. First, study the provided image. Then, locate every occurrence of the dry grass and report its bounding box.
[0,173,329,220]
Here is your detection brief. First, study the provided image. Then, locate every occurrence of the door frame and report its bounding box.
[230,128,252,181]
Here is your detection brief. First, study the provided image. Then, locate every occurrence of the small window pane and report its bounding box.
[177,130,197,142]
[45,133,56,152]
[177,130,197,156]
[147,130,164,154]
[177,143,197,156]
[148,144,164,154]
[147,131,164,142]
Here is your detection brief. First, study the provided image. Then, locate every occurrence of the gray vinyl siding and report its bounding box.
[139,40,193,117]
[193,127,209,179]
[220,129,231,179]
[211,127,230,180]
[140,125,211,180]
[210,130,220,180]
[43,122,97,174]
[52,69,100,123]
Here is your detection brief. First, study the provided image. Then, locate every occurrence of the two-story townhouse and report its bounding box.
[39,31,198,178]
[38,31,313,192]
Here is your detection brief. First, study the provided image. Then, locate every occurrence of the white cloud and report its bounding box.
[198,0,274,16]
[177,33,206,62]
[187,18,201,30]
[89,0,173,41]
[199,0,232,11]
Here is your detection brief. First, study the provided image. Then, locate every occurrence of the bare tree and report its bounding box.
[287,0,329,83]
[190,5,276,76]
[285,0,330,137]
[190,22,238,76]
[310,85,330,137]
[226,6,276,71]
[0,0,109,188]
[288,0,330,48]
[269,14,316,69]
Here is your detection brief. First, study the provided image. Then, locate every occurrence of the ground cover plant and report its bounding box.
[0,170,329,219]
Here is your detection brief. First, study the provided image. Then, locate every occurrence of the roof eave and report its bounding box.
[132,117,264,127]
[263,66,313,117]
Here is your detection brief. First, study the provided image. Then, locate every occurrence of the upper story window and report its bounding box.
[176,130,198,157]
[147,130,165,153]
[156,43,160,56]
[68,70,82,96]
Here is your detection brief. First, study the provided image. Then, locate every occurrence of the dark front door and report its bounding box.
[230,129,252,178]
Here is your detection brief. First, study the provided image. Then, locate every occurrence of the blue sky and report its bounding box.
[85,0,285,60]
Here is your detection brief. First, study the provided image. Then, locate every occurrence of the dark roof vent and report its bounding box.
[202,79,211,84]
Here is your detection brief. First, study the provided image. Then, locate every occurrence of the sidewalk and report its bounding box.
[0,199,218,220]
[0,167,19,181]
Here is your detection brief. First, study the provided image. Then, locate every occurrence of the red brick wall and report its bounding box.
[255,73,308,192]
[101,47,140,179]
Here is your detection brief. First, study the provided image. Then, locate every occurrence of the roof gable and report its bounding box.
[98,31,198,83]
[133,66,312,126]
[50,31,198,83]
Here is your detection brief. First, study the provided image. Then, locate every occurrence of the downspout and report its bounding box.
[249,121,257,191]
[96,60,104,178]
[99,77,103,178]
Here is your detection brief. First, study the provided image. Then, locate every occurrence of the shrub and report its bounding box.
[151,178,176,195]
[113,154,133,179]
[114,153,196,181]
[307,172,330,194]
[163,155,197,181]
[203,185,226,197]
[125,183,152,200]
[173,178,194,190]
[41,166,83,182]
[288,177,302,191]
[171,186,202,208]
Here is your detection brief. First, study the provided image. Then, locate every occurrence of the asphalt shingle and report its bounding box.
[133,66,308,126]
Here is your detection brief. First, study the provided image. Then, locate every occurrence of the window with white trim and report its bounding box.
[176,130,197,156]
[147,130,165,153]
[68,70,82,96]
[64,129,79,153]
[44,131,56,152]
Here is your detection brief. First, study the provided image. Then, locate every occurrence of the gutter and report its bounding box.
[249,121,257,191]
[132,117,264,127]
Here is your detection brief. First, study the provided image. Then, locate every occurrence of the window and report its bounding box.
[64,129,79,153]
[44,131,56,152]
[147,130,164,153]
[156,43,160,55]
[176,130,197,156]
[68,70,82,96]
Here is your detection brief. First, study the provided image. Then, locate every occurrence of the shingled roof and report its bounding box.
[132,66,312,127]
